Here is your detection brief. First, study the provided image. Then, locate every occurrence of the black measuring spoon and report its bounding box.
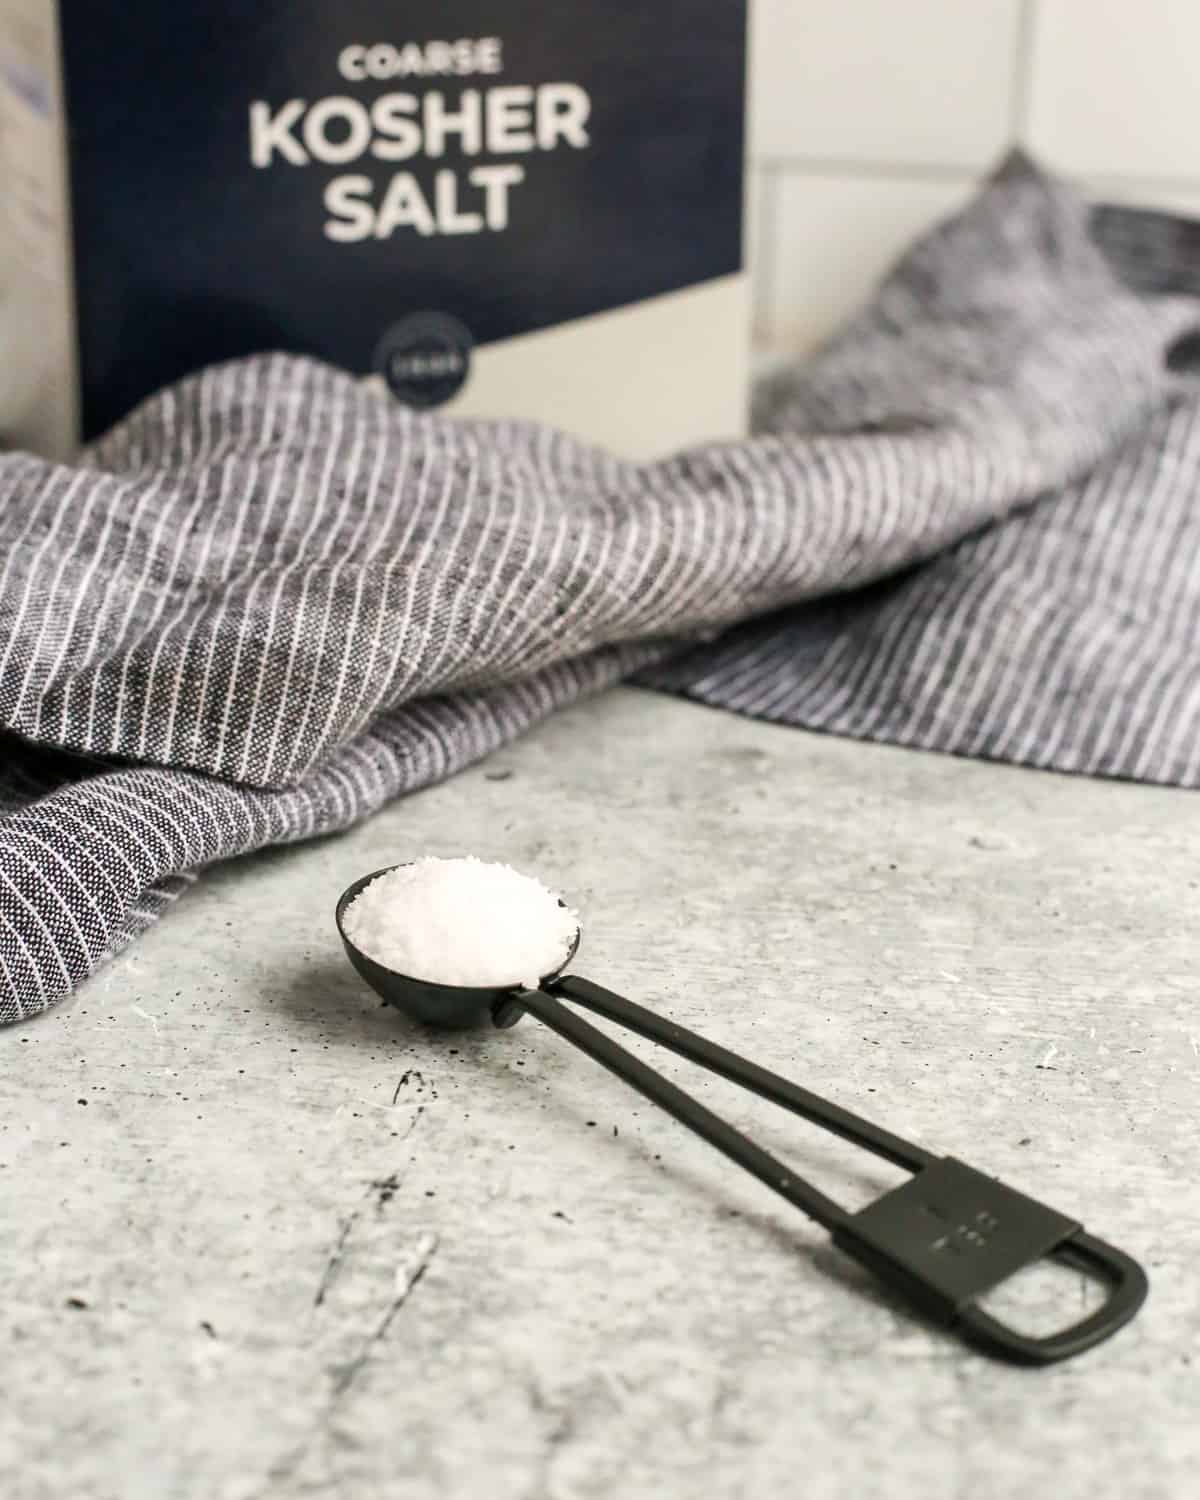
[336,866,1147,1365]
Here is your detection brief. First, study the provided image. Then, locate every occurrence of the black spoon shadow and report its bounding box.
[272,955,473,1048]
[273,953,921,1328]
[278,955,901,1190]
[537,1079,913,1324]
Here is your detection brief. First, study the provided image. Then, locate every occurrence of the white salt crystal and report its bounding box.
[342,856,579,989]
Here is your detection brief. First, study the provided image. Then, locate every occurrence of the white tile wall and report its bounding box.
[751,0,1022,167]
[1027,0,1200,180]
[750,0,1200,353]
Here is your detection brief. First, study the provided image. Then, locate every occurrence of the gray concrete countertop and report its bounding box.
[3,687,1198,1500]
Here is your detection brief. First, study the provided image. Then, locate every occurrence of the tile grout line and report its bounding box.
[1085,171,1200,194]
[754,156,990,183]
[749,156,1200,198]
[752,167,782,350]
[1009,0,1040,141]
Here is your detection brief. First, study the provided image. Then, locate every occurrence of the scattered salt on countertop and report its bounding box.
[342,856,579,988]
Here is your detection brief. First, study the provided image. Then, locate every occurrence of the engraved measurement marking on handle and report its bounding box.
[921,1199,1002,1255]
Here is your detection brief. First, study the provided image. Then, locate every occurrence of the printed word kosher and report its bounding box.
[249,70,592,240]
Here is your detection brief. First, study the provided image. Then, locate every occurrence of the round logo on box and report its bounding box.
[373,311,474,409]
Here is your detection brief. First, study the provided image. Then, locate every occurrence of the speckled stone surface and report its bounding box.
[3,688,1198,1499]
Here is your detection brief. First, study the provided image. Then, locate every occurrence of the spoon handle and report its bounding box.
[547,973,932,1172]
[510,984,849,1231]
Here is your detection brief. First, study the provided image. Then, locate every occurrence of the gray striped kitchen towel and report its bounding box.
[3,153,1200,1023]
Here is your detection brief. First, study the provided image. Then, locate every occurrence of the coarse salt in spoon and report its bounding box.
[340,856,578,990]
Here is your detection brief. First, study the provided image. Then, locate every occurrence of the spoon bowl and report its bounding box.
[335,864,581,1028]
